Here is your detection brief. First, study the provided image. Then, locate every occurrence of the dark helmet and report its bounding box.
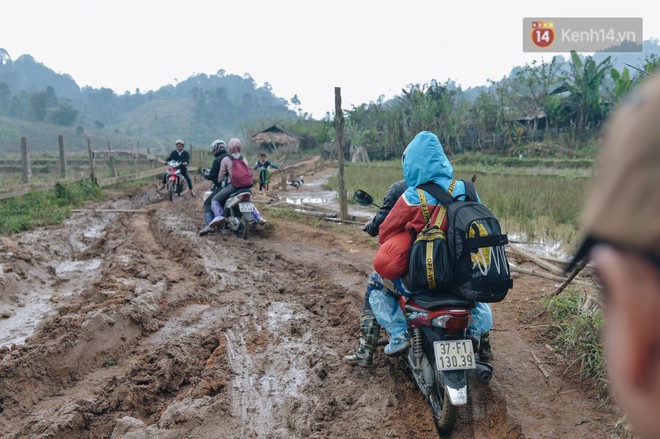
[210,139,226,156]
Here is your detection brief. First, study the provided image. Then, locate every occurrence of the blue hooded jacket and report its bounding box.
[401,131,477,205]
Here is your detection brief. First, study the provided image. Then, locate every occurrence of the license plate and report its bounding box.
[239,202,254,213]
[433,340,476,370]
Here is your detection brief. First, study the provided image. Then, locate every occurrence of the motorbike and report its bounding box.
[164,160,186,201]
[202,170,256,240]
[354,189,493,434]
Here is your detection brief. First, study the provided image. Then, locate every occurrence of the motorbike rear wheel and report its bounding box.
[237,216,249,240]
[428,360,458,433]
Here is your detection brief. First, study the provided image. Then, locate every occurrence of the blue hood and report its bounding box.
[402,131,462,204]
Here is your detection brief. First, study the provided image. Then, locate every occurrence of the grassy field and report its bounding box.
[325,159,594,255]
[0,180,104,235]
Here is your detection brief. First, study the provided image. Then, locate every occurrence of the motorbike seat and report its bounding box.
[410,293,475,309]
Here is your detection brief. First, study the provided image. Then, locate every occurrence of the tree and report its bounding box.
[29,86,57,121]
[48,103,78,126]
[562,51,612,139]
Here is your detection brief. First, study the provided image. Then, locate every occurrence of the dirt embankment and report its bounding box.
[0,166,622,438]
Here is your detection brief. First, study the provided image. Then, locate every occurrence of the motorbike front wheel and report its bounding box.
[166,181,174,202]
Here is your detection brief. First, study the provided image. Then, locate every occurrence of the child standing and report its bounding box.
[254,152,278,193]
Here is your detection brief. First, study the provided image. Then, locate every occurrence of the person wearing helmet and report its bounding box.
[160,139,196,196]
[201,139,229,227]
[199,138,266,236]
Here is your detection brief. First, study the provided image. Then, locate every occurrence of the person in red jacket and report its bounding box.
[367,131,493,357]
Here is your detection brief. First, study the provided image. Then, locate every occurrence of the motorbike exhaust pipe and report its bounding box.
[469,362,493,384]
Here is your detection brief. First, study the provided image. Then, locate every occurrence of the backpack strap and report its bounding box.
[418,181,455,229]
[417,180,457,206]
[417,189,431,224]
[462,179,478,202]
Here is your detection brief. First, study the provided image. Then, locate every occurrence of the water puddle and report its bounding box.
[279,171,373,219]
[147,303,220,343]
[508,232,570,261]
[1,257,105,347]
[55,258,103,278]
[224,301,310,435]
[0,287,56,347]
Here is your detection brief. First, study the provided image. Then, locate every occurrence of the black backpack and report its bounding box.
[411,180,512,302]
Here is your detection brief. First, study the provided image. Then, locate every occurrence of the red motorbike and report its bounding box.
[164,160,185,201]
[354,189,493,434]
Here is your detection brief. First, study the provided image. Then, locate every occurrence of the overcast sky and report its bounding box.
[1,1,658,118]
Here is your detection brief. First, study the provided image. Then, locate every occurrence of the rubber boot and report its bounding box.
[478,331,493,361]
[344,310,381,367]
[368,289,410,356]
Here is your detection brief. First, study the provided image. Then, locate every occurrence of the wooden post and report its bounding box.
[335,87,348,220]
[58,135,67,179]
[281,175,287,191]
[135,141,140,174]
[107,141,118,177]
[87,137,96,185]
[20,137,31,185]
[147,148,153,169]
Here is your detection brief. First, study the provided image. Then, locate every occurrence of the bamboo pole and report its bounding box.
[551,259,590,296]
[511,266,592,288]
[507,244,565,276]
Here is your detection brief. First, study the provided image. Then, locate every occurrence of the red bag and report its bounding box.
[229,155,253,188]
[373,229,411,279]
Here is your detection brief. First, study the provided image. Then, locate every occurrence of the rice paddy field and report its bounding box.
[326,159,596,257]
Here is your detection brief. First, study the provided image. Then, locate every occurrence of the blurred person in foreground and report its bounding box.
[567,73,660,439]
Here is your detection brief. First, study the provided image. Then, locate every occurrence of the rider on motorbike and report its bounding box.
[344,179,406,366]
[202,139,229,226]
[159,139,196,197]
[346,131,493,365]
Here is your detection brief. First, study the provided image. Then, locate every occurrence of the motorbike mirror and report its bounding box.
[353,190,380,208]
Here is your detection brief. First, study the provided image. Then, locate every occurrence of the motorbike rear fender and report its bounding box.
[420,326,469,405]
[439,369,468,405]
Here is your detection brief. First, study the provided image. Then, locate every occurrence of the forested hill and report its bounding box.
[0,49,298,153]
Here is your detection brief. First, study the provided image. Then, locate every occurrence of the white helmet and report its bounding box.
[211,139,226,155]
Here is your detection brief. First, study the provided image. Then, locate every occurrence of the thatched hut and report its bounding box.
[251,125,301,153]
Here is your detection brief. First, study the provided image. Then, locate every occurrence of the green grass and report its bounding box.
[543,288,607,396]
[0,180,104,236]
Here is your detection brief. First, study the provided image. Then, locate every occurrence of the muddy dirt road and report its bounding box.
[0,165,622,438]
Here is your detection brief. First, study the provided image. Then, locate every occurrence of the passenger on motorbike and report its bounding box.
[159,139,196,197]
[362,131,493,359]
[203,138,265,233]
